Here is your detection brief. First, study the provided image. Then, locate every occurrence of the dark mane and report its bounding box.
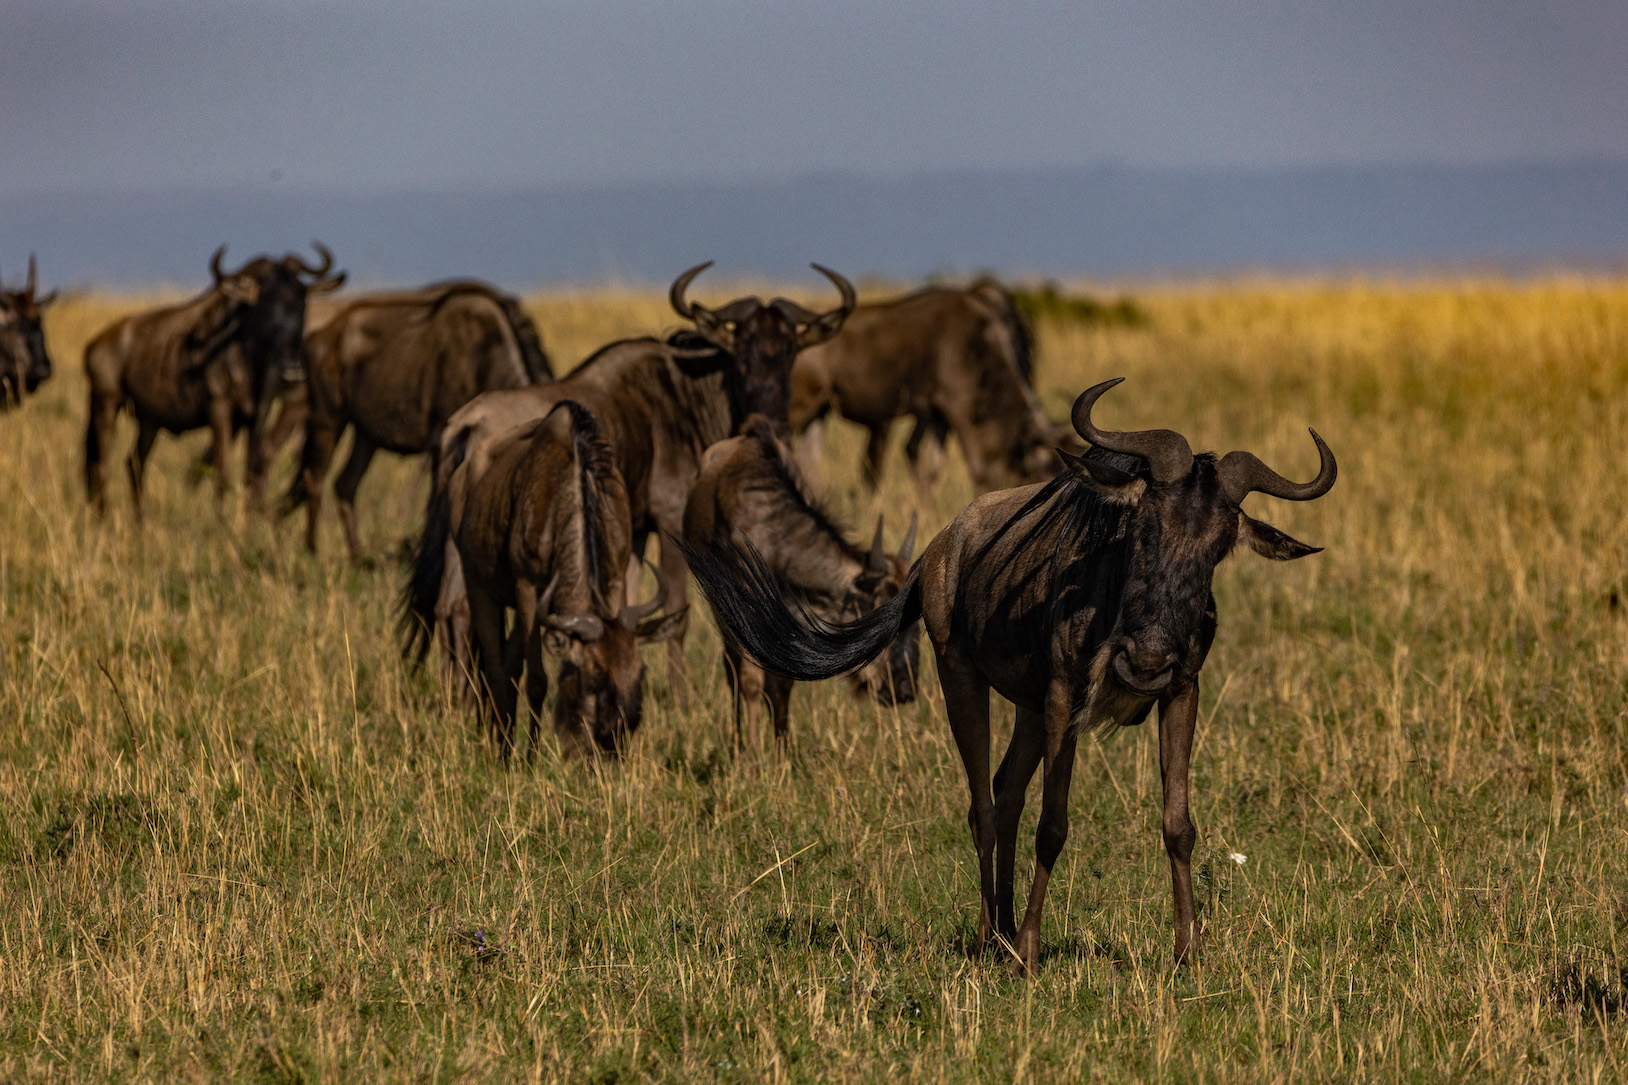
[735,416,858,567]
[552,399,623,612]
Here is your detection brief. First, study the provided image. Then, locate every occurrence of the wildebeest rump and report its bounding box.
[681,377,1337,972]
[283,279,554,555]
[455,399,684,759]
[0,255,57,408]
[401,262,856,687]
[82,243,346,515]
[789,281,1054,492]
[682,414,919,747]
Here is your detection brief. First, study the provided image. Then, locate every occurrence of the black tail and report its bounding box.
[493,295,554,383]
[425,281,553,383]
[399,427,472,665]
[677,532,923,682]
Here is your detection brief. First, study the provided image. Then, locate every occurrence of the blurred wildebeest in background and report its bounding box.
[82,243,345,516]
[682,377,1336,973]
[0,255,57,408]
[682,415,918,748]
[280,279,553,556]
[454,399,683,759]
[401,262,856,688]
[789,280,1057,492]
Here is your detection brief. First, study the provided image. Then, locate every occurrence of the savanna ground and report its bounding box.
[2,276,1627,1082]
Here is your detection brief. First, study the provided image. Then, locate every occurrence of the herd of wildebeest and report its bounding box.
[2,246,1338,972]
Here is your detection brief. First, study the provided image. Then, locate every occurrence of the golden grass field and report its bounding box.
[1,278,1626,1081]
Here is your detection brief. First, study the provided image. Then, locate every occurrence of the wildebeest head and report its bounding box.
[846,513,920,706]
[539,568,686,757]
[206,243,345,442]
[669,261,856,427]
[1058,377,1336,696]
[0,255,57,406]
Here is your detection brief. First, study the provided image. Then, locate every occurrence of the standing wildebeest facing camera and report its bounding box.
[283,280,553,556]
[82,244,346,516]
[400,262,856,689]
[682,377,1337,973]
[453,400,684,759]
[789,280,1057,493]
[1,255,58,408]
[682,414,919,748]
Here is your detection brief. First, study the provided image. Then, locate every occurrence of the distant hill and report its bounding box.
[4,160,1626,289]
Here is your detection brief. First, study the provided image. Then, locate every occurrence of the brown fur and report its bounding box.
[286,280,552,555]
[790,283,1054,492]
[454,400,682,759]
[682,415,918,747]
[0,255,55,409]
[682,379,1336,973]
[82,245,344,516]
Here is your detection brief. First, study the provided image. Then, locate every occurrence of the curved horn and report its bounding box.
[210,244,229,283]
[866,515,887,574]
[811,263,856,317]
[898,511,918,563]
[289,241,335,278]
[668,261,714,320]
[619,558,669,626]
[1217,429,1337,505]
[1069,377,1193,484]
[25,254,36,298]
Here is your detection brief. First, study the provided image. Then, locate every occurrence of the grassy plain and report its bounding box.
[1,277,1627,1082]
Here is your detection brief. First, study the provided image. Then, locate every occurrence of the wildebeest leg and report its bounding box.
[765,672,794,752]
[523,628,548,762]
[126,419,159,523]
[208,397,234,512]
[939,649,997,956]
[656,535,691,697]
[435,543,474,692]
[992,705,1045,941]
[333,432,379,559]
[1159,680,1201,966]
[85,387,123,514]
[860,426,889,490]
[511,579,541,761]
[297,422,341,554]
[722,638,762,751]
[467,582,517,759]
[1013,683,1079,973]
[244,397,301,514]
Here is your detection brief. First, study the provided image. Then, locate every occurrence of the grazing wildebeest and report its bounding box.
[682,414,919,747]
[681,378,1337,971]
[454,399,684,759]
[0,255,57,408]
[283,279,554,556]
[82,244,345,515]
[401,262,856,688]
[789,281,1055,492]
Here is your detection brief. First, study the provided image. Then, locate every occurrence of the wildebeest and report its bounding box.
[82,244,345,515]
[282,279,553,556]
[402,262,856,688]
[789,281,1055,492]
[681,378,1337,971]
[1,255,57,408]
[454,399,684,759]
[682,414,919,747]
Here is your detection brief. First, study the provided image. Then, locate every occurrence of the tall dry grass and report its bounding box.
[0,278,1625,1081]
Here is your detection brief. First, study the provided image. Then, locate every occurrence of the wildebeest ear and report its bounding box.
[542,629,578,659]
[1238,512,1323,561]
[689,310,735,354]
[307,273,346,295]
[1057,448,1146,504]
[795,310,847,350]
[635,606,687,643]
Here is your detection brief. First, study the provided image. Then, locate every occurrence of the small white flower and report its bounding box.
[1229,852,1248,865]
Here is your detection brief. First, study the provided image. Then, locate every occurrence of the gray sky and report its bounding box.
[3,0,1626,198]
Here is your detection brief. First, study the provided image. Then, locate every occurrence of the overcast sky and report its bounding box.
[3,0,1626,198]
